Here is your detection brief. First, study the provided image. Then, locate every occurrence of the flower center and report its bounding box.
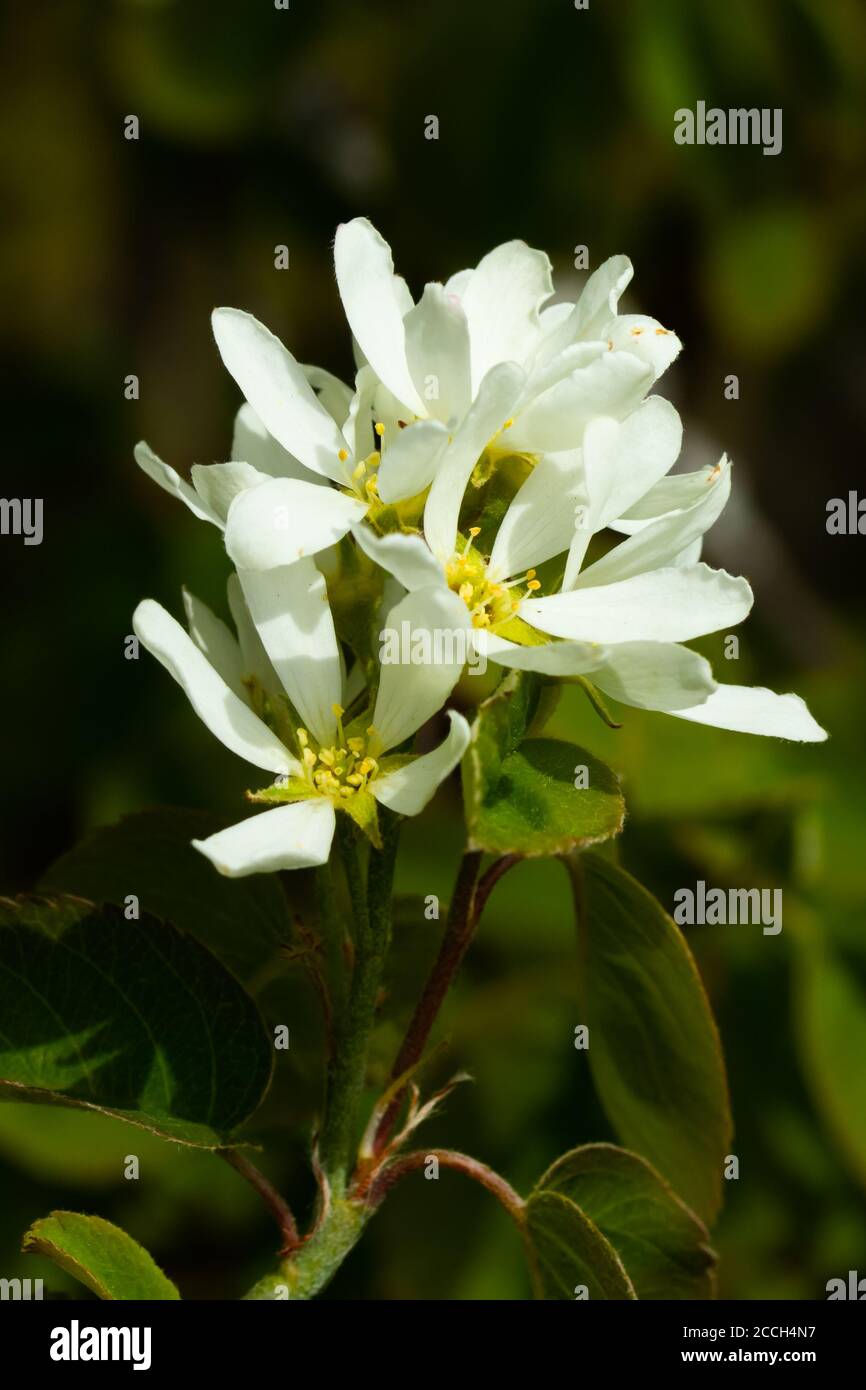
[445,529,541,629]
[297,724,379,800]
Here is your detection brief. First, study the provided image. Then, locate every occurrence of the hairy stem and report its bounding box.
[317,813,400,1194]
[372,851,519,1156]
[369,1147,525,1218]
[220,1148,301,1254]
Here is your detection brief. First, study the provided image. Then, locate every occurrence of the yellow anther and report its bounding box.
[332,703,344,719]
[366,725,376,737]
[303,748,317,768]
[348,737,365,754]
[630,326,644,337]
[297,728,309,747]
[526,579,541,591]
[374,422,385,437]
[469,526,481,537]
[459,582,473,603]
[526,569,536,580]
[338,448,349,461]
[347,773,364,787]
[503,417,514,429]
[319,748,335,767]
[340,786,354,798]
[655,327,670,336]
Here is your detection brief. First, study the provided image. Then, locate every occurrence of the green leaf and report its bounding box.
[796,940,866,1189]
[524,1190,636,1300]
[40,808,292,986]
[23,1211,180,1300]
[566,853,731,1222]
[465,735,625,857]
[0,895,272,1146]
[536,1144,716,1298]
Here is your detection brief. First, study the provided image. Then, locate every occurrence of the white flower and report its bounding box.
[132,565,470,877]
[334,218,680,500]
[357,396,827,743]
[134,222,680,581]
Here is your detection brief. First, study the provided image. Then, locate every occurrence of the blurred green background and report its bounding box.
[1,0,865,1299]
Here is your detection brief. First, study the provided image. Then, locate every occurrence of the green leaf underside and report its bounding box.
[0,896,272,1147]
[463,670,623,855]
[536,1143,716,1299]
[569,854,731,1222]
[525,1190,636,1300]
[40,808,291,986]
[797,942,866,1188]
[23,1211,180,1300]
[467,737,624,856]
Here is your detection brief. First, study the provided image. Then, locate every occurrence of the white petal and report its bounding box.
[134,441,222,525]
[489,447,588,580]
[182,587,246,701]
[372,586,470,751]
[577,454,731,588]
[671,684,828,742]
[532,256,633,366]
[507,351,652,453]
[132,599,297,774]
[517,341,606,412]
[404,282,472,424]
[608,314,682,381]
[191,461,268,522]
[341,365,378,462]
[193,799,336,877]
[423,361,526,561]
[238,559,342,747]
[611,466,719,534]
[224,476,367,571]
[477,630,604,676]
[461,240,553,391]
[573,255,634,338]
[372,711,470,817]
[352,522,445,592]
[333,219,423,414]
[590,642,716,711]
[226,573,282,698]
[376,419,450,504]
[212,308,348,482]
[230,402,324,483]
[522,564,753,643]
[582,396,683,529]
[303,364,354,424]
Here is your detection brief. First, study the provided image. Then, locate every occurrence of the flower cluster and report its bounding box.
[134,219,825,876]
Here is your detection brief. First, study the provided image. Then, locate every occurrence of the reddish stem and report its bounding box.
[368,1147,525,1221]
[220,1149,301,1255]
[371,851,519,1156]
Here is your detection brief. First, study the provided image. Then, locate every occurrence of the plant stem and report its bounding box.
[371,850,519,1156]
[317,813,400,1194]
[368,1147,525,1220]
[314,862,346,1030]
[219,1148,301,1254]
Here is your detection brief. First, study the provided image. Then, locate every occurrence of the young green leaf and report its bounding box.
[465,736,624,856]
[463,670,624,855]
[536,1143,716,1298]
[566,853,731,1222]
[23,1211,180,1300]
[524,1190,636,1300]
[0,896,272,1146]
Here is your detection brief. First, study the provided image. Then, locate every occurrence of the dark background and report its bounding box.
[1,0,865,1299]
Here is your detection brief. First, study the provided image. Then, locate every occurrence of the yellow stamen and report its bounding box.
[526,579,541,591]
[338,448,349,461]
[374,422,385,437]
